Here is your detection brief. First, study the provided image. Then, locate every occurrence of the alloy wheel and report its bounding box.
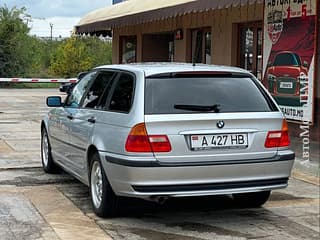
[42,131,49,167]
[91,161,103,208]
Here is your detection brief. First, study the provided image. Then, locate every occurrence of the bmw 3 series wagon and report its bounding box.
[41,63,295,217]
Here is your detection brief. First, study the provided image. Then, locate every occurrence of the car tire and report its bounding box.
[41,128,60,173]
[89,152,119,217]
[233,191,271,207]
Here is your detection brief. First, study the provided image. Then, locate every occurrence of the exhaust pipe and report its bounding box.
[149,196,169,204]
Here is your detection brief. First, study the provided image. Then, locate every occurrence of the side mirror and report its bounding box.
[267,61,272,67]
[303,61,308,68]
[47,96,62,107]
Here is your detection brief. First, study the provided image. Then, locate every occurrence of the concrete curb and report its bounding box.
[292,169,320,186]
[25,185,112,240]
[293,158,320,178]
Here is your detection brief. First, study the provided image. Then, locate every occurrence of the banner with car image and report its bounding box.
[263,0,316,122]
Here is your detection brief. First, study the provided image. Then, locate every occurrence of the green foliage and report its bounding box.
[49,36,112,78]
[49,37,93,77]
[7,82,60,88]
[82,36,112,67]
[25,38,61,78]
[0,5,113,79]
[0,5,30,77]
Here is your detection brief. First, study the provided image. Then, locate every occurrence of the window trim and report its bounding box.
[144,74,278,115]
[103,70,136,114]
[64,70,98,109]
[79,70,118,110]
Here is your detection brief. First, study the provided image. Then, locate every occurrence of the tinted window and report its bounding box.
[273,53,301,66]
[82,71,115,109]
[108,73,134,113]
[145,76,275,114]
[65,71,96,108]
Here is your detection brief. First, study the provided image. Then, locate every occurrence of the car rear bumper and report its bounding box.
[100,150,295,199]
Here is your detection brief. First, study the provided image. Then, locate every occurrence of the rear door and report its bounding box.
[144,72,282,164]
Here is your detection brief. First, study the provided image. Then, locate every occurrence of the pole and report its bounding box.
[49,23,53,40]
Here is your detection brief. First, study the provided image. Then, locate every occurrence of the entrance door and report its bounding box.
[238,22,262,80]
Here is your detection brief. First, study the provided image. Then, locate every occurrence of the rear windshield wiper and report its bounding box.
[174,104,221,113]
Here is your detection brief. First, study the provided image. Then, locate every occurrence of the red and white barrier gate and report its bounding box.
[0,78,78,83]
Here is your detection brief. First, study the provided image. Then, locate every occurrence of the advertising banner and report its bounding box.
[263,0,316,122]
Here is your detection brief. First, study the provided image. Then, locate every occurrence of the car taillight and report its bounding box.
[264,119,290,148]
[125,123,171,152]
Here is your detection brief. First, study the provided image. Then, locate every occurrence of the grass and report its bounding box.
[0,82,60,88]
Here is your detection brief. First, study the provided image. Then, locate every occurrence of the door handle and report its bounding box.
[87,117,96,124]
[67,115,74,120]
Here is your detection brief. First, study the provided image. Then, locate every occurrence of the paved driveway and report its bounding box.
[0,88,319,240]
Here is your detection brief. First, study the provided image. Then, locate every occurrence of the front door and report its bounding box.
[67,70,117,176]
[61,71,97,176]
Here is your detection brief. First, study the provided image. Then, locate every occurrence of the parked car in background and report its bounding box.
[59,72,88,93]
[42,63,295,217]
[59,81,76,93]
[265,51,309,106]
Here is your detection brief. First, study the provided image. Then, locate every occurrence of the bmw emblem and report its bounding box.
[216,120,225,129]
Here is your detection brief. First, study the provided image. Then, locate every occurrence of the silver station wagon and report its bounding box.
[41,63,295,217]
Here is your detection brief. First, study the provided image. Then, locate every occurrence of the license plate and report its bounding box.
[191,134,248,149]
[280,82,293,89]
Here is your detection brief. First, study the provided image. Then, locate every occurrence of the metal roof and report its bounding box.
[76,0,262,33]
[95,62,250,77]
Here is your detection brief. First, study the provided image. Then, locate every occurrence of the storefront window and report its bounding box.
[192,30,203,63]
[120,36,137,63]
[205,31,211,64]
[238,22,262,80]
[191,28,211,64]
[169,40,174,62]
[256,28,263,80]
[241,28,254,72]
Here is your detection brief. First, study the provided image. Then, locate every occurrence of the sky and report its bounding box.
[1,0,112,37]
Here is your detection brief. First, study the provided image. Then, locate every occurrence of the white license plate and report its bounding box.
[191,134,248,149]
[280,82,293,89]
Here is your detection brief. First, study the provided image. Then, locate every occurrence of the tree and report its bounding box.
[83,36,112,66]
[0,5,31,77]
[24,37,61,78]
[0,4,113,79]
[49,36,112,78]
[49,36,93,77]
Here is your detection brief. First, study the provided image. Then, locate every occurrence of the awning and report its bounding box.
[76,0,262,33]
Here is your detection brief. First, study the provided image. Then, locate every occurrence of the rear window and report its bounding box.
[145,75,277,114]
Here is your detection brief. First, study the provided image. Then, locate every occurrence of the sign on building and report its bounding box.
[263,0,316,123]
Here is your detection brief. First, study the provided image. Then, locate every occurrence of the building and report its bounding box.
[76,0,319,143]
